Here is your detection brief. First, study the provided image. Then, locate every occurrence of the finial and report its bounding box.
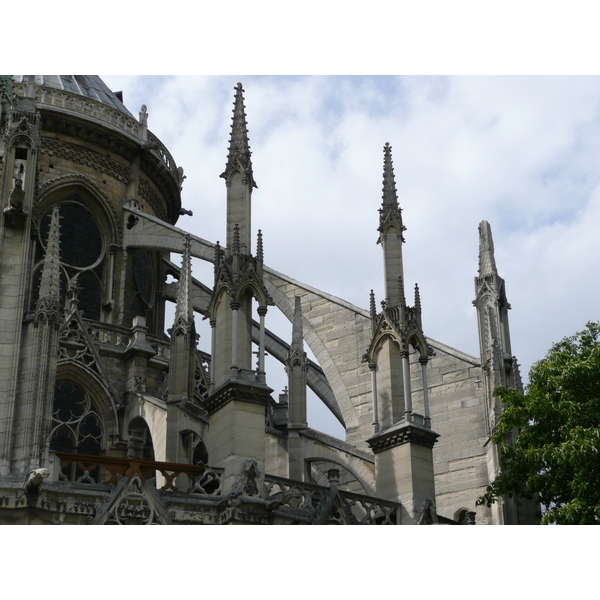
[220,82,257,188]
[35,205,62,323]
[414,283,421,311]
[370,290,377,320]
[478,220,498,276]
[257,229,263,262]
[173,235,195,333]
[215,240,223,272]
[382,142,399,209]
[378,143,405,239]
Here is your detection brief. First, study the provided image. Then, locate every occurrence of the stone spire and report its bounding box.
[382,142,399,210]
[378,142,405,237]
[378,143,406,306]
[35,205,61,324]
[166,235,198,461]
[220,82,256,189]
[172,235,195,335]
[291,296,304,351]
[478,220,497,276]
[287,296,308,430]
[473,220,531,523]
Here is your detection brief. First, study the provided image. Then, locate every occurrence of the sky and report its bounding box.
[100,75,600,437]
[8,0,596,583]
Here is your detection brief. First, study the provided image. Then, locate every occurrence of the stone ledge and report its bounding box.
[367,420,439,453]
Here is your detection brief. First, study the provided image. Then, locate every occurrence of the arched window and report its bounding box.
[32,193,106,321]
[50,379,104,482]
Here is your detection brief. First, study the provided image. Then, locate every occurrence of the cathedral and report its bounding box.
[0,75,537,524]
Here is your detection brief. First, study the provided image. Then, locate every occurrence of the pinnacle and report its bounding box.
[291,296,304,350]
[37,206,61,304]
[382,142,399,209]
[221,82,256,188]
[173,235,194,329]
[414,283,421,311]
[257,229,264,262]
[478,220,498,276]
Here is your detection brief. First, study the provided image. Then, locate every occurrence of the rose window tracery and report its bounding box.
[31,193,106,321]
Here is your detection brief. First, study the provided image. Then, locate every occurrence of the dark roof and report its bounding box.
[12,75,133,117]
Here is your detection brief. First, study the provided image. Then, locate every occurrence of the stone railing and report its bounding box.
[55,452,222,495]
[13,82,180,186]
[264,475,401,524]
[337,489,401,525]
[83,320,131,347]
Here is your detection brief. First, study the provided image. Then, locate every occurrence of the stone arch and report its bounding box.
[300,441,375,496]
[235,277,270,308]
[126,415,155,461]
[34,180,118,320]
[124,396,168,462]
[407,329,429,358]
[305,457,371,495]
[55,362,120,447]
[36,174,120,244]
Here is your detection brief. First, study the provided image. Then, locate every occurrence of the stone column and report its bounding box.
[420,357,431,428]
[370,363,379,433]
[230,301,239,376]
[257,306,267,383]
[367,422,439,524]
[209,318,216,393]
[401,350,412,420]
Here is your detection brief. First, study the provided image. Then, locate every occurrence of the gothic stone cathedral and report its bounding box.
[0,76,537,525]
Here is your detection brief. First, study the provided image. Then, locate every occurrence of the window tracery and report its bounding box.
[31,192,107,321]
[50,379,104,482]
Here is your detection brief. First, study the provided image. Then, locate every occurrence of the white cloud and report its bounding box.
[102,75,600,435]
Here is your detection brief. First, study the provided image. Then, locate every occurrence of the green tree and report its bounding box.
[478,322,600,524]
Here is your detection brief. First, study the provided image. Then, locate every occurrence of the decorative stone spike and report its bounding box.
[35,205,61,324]
[414,283,421,312]
[370,290,377,319]
[382,142,399,209]
[172,235,195,335]
[220,82,257,188]
[257,229,263,263]
[378,143,406,240]
[478,220,498,276]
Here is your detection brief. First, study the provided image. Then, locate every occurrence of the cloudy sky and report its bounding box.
[99,75,600,436]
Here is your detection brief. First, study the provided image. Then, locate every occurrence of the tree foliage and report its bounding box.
[478,322,600,524]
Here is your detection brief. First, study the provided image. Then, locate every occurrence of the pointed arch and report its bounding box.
[54,362,119,446]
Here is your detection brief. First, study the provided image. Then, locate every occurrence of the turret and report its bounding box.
[378,142,406,307]
[364,143,438,524]
[26,205,62,471]
[165,236,198,462]
[205,83,273,495]
[220,82,256,254]
[287,296,308,429]
[286,296,309,481]
[474,220,522,433]
[474,220,532,524]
